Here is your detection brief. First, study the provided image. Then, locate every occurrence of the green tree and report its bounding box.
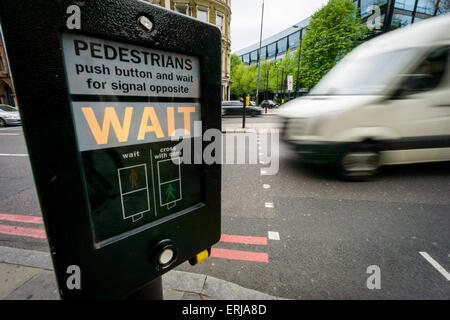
[299,0,367,89]
[230,54,245,98]
[240,63,257,95]
[230,54,243,73]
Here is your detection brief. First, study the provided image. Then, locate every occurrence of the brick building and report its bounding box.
[0,30,17,107]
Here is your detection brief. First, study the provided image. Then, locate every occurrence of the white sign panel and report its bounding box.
[62,33,201,98]
[287,75,294,91]
[61,33,202,151]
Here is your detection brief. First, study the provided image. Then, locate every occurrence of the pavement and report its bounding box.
[0,245,285,300]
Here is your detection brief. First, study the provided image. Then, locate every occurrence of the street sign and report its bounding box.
[0,0,221,299]
[287,75,294,91]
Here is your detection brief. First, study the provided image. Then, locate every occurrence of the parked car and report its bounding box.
[0,104,21,127]
[222,101,263,116]
[261,100,278,109]
[280,15,450,180]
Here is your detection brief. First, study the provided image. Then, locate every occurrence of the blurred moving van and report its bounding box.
[280,14,450,180]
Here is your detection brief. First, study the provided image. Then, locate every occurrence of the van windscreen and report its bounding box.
[309,48,418,95]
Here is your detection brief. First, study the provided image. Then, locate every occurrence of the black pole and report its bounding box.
[127,277,163,300]
[265,70,268,101]
[265,70,269,114]
[276,68,279,103]
[285,74,288,101]
[242,95,247,129]
[280,68,284,104]
[295,32,303,98]
[383,0,395,34]
[411,0,419,23]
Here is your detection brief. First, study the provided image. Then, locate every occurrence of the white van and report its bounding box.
[279,15,450,180]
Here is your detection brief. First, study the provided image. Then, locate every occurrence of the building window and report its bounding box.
[416,0,450,16]
[260,46,267,60]
[175,6,188,14]
[394,0,416,11]
[242,54,250,64]
[288,31,301,50]
[390,11,413,30]
[250,50,258,63]
[436,1,450,15]
[216,14,224,32]
[361,0,388,18]
[277,37,287,54]
[197,8,209,22]
[416,0,436,15]
[267,43,276,57]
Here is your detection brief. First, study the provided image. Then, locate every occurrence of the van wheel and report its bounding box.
[338,143,380,181]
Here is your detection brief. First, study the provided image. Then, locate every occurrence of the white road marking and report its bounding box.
[260,169,268,175]
[0,127,22,131]
[0,153,28,157]
[263,184,271,189]
[268,231,280,241]
[265,202,274,209]
[0,133,20,136]
[419,252,450,281]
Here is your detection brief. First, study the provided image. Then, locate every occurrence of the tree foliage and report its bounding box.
[300,0,367,89]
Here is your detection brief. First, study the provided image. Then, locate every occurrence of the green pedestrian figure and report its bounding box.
[165,184,176,202]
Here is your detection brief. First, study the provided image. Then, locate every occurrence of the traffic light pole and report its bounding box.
[265,70,269,114]
[295,32,303,98]
[242,95,247,129]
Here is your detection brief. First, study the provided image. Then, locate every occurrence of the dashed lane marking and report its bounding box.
[0,127,22,131]
[268,231,280,241]
[0,153,28,157]
[265,202,274,208]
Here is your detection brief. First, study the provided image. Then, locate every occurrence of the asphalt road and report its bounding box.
[1,120,449,299]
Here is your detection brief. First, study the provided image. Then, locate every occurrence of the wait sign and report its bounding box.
[62,33,202,151]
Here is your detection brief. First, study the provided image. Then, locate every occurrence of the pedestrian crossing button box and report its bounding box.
[0,0,222,299]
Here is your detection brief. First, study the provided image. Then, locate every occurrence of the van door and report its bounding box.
[385,45,450,164]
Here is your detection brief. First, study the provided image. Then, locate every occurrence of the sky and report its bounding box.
[230,0,329,52]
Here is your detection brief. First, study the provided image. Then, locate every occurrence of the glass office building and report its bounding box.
[235,0,449,65]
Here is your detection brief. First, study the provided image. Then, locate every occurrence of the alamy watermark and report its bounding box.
[366,5,382,31]
[366,265,381,290]
[168,122,280,176]
[66,265,81,290]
